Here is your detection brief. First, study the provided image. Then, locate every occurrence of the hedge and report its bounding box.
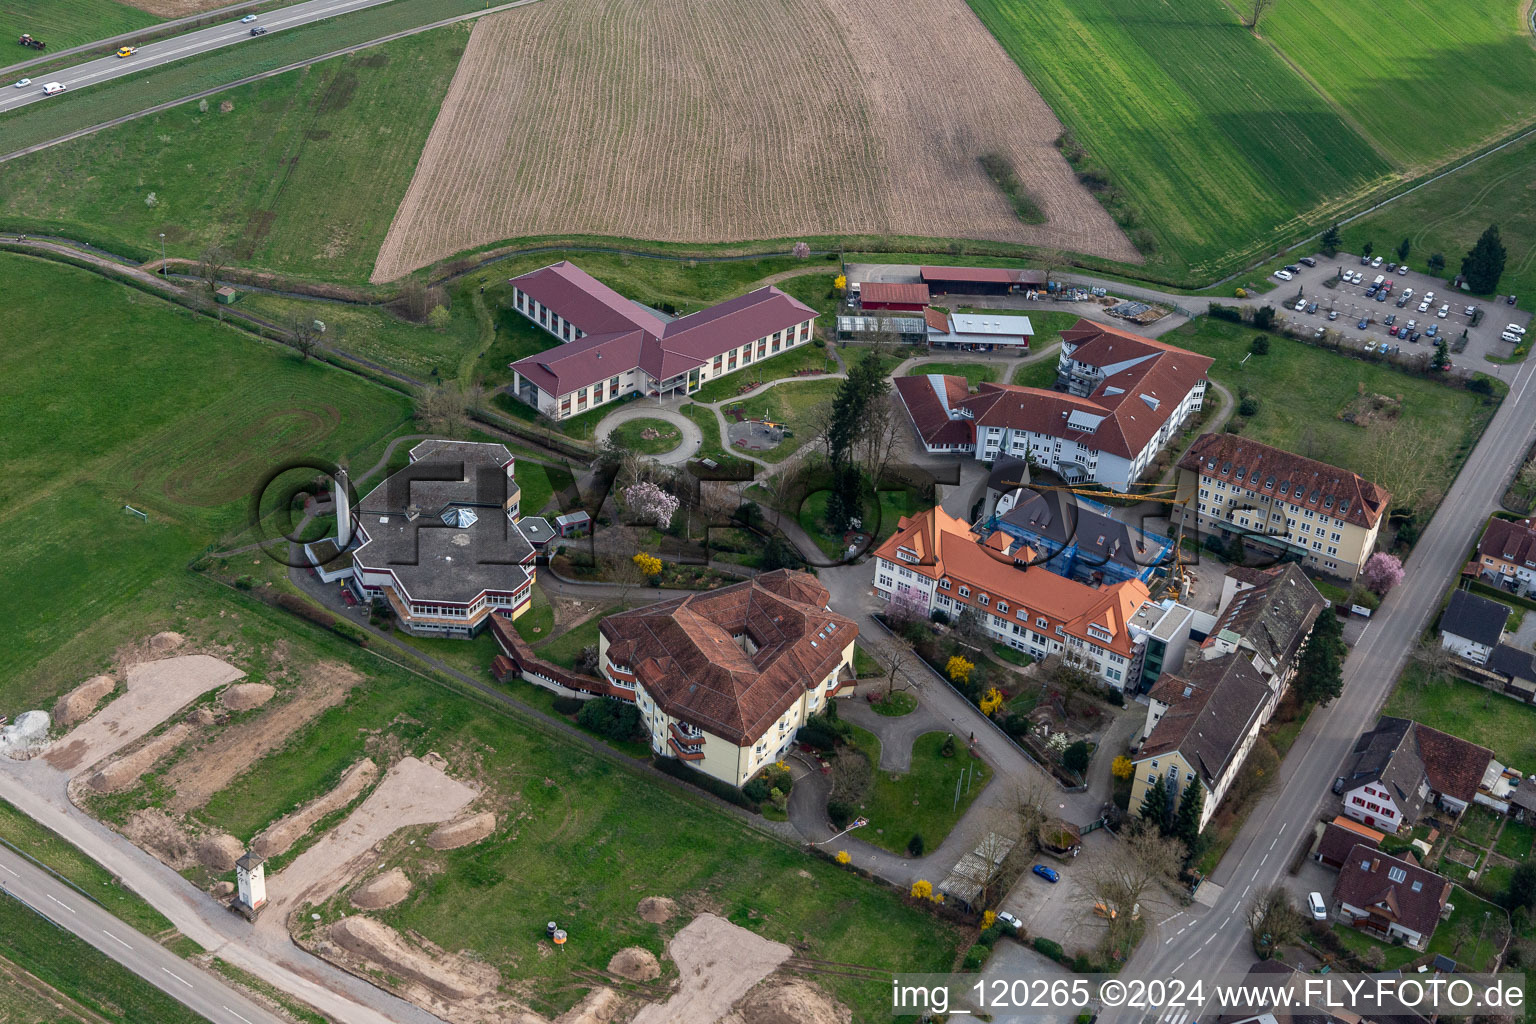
[651,756,759,813]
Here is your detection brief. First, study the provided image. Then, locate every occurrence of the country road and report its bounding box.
[1110,340,1536,1023]
[0,844,282,1024]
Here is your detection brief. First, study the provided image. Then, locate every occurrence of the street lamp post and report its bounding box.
[159,233,166,276]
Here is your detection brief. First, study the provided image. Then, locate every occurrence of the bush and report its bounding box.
[743,777,771,803]
[577,697,642,741]
[827,799,855,829]
[1250,335,1270,355]
[907,832,925,857]
[978,924,1005,947]
[1033,937,1064,961]
[1062,740,1091,775]
[1239,396,1259,417]
[962,945,989,970]
[551,696,584,716]
[652,755,758,811]
[797,719,839,751]
[1208,302,1243,324]
[1253,306,1277,330]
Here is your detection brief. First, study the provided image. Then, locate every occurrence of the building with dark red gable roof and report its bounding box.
[595,570,857,785]
[506,261,817,420]
[857,281,930,311]
[1475,515,1536,596]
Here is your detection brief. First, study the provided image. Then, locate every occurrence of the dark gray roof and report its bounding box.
[1342,716,1423,812]
[1487,643,1536,682]
[1209,563,1325,675]
[998,490,1151,575]
[1140,653,1272,787]
[1441,589,1507,647]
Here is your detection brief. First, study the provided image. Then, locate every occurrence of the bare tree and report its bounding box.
[1412,637,1456,684]
[1359,418,1451,517]
[289,317,322,361]
[971,817,1023,908]
[418,382,474,436]
[198,244,229,322]
[609,551,648,606]
[882,641,917,698]
[1246,0,1275,29]
[857,393,903,490]
[1070,824,1182,950]
[1247,884,1304,959]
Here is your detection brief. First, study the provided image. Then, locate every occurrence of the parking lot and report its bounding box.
[995,829,1112,950]
[1266,252,1530,378]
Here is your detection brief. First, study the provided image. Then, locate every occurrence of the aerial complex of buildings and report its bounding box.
[506,261,818,420]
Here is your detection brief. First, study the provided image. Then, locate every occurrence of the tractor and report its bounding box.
[18,34,47,50]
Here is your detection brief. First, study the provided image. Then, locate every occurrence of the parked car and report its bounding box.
[1403,287,1414,300]
[1388,326,1399,337]
[1503,331,1524,343]
[1508,324,1528,336]
[1377,292,1388,302]
[1427,324,1439,338]
[1465,305,1477,317]
[1357,318,1369,330]
[1410,331,1422,342]
[1285,264,1301,274]
[1360,255,1371,265]
[1386,262,1397,272]
[1332,776,1346,795]
[1364,341,1377,352]
[1032,864,1060,883]
[1418,301,1431,313]
[1274,269,1293,281]
[240,12,258,21]
[1398,265,1409,275]
[1308,892,1328,920]
[1328,310,1340,321]
[1294,298,1307,311]
[1425,291,1436,303]
[1510,295,1519,305]
[1306,302,1318,314]
[1438,304,1450,318]
[997,911,1021,931]
[1396,296,1409,308]
[1406,319,1417,330]
[1314,327,1326,338]
[1352,271,1365,284]
[1365,286,1378,299]
[1385,314,1396,326]
[1300,257,1318,267]
[1372,256,1384,268]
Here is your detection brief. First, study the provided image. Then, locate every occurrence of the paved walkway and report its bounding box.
[838,688,946,771]
[593,402,701,465]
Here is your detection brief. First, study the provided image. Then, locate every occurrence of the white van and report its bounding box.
[41,82,65,95]
[1503,331,1524,344]
[1372,275,1385,288]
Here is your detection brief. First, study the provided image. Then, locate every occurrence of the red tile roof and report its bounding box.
[860,282,930,306]
[924,307,950,333]
[508,263,817,399]
[872,507,1149,656]
[894,374,977,449]
[1178,434,1391,530]
[1332,844,1450,939]
[1479,516,1536,570]
[1412,722,1493,804]
[599,570,855,746]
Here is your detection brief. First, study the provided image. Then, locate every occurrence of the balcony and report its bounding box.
[669,721,704,744]
[668,736,704,761]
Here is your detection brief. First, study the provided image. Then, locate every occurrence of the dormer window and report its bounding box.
[896,548,919,564]
[997,602,1008,614]
[1387,866,1406,883]
[1310,489,1321,503]
[1264,476,1275,489]
[939,579,951,591]
[959,586,970,598]
[1339,499,1350,514]
[1279,482,1289,495]
[979,594,989,606]
[1221,462,1232,474]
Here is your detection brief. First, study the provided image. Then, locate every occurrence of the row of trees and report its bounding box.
[1319,224,1505,293]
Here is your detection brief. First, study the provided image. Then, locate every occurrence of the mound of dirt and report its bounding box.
[187,707,218,726]
[557,987,621,1024]
[0,711,51,759]
[607,947,660,982]
[631,914,791,1024]
[123,809,195,869]
[148,631,186,653]
[724,978,851,1024]
[637,896,678,924]
[54,676,116,726]
[86,723,190,793]
[212,880,235,898]
[197,833,246,872]
[425,811,496,850]
[220,683,276,711]
[351,868,412,910]
[254,757,378,858]
[329,916,500,1002]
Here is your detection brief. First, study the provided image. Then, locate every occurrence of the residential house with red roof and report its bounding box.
[1173,433,1391,580]
[506,262,817,420]
[1474,515,1536,596]
[1337,716,1497,833]
[1332,844,1451,949]
[892,319,1211,491]
[595,570,857,786]
[870,506,1151,691]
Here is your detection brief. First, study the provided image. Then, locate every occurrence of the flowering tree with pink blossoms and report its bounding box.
[623,480,679,529]
[1362,552,1404,596]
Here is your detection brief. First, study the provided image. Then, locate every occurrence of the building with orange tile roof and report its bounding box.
[871,506,1151,690]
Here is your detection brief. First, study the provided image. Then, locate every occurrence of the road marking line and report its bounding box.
[1165,935,1174,944]
[1242,885,1251,899]
[162,967,194,988]
[0,864,17,876]
[1177,925,1188,935]
[1260,853,1268,866]
[1279,821,1286,835]
[102,929,133,949]
[46,894,75,914]
[1203,932,1216,946]
[223,1007,256,1024]
[1269,838,1277,849]
[1252,868,1260,880]
[1173,961,1187,975]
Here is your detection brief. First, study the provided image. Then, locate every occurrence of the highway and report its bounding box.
[1114,351,1536,1022]
[0,0,400,114]
[0,844,282,1024]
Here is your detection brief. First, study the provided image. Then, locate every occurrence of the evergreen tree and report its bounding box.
[1294,610,1345,706]
[1461,224,1507,295]
[1428,251,1446,276]
[1396,237,1411,264]
[1362,240,1374,259]
[1174,782,1206,861]
[1138,773,1170,829]
[1320,224,1341,258]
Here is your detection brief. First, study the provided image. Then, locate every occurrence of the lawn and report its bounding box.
[1260,0,1536,167]
[0,798,175,939]
[515,461,574,518]
[774,271,843,331]
[1329,922,1421,971]
[1167,316,1499,510]
[1384,669,1536,767]
[964,0,1391,281]
[510,584,556,642]
[1496,819,1536,862]
[690,343,838,403]
[797,482,922,559]
[848,727,990,855]
[905,361,1000,387]
[728,379,841,462]
[1425,887,1505,971]
[0,21,472,281]
[853,644,883,678]
[0,893,208,1024]
[1345,130,1536,305]
[0,253,412,706]
[532,606,620,670]
[1012,357,1061,389]
[679,403,743,468]
[608,417,687,456]
[0,0,159,53]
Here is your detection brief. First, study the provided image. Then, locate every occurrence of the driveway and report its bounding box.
[996,830,1113,951]
[839,690,946,771]
[593,400,702,465]
[949,936,1079,1023]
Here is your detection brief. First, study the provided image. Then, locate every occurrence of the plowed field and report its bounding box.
[371,0,1135,282]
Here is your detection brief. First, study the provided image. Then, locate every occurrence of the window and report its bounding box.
[997,602,1008,614]
[1411,880,1423,892]
[979,594,989,606]
[1151,760,1159,770]
[1148,774,1158,784]
[1387,866,1406,883]
[958,586,970,598]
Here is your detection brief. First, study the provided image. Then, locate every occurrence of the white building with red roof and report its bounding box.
[892,319,1211,491]
[506,261,818,420]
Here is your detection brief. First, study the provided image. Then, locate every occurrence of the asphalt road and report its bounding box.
[1110,348,1536,1022]
[0,845,282,1024]
[0,0,399,114]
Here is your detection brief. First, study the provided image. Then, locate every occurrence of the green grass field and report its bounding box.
[966,0,1392,280]
[728,379,841,462]
[1259,0,1536,167]
[690,343,837,403]
[0,252,412,705]
[848,728,990,855]
[0,25,468,281]
[905,361,999,386]
[0,894,208,1024]
[607,417,685,455]
[0,0,159,55]
[1345,131,1536,304]
[1385,669,1536,767]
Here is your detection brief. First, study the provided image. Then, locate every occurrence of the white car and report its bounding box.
[1372,256,1384,268]
[1406,319,1417,330]
[1294,298,1307,311]
[1438,304,1450,318]
[240,13,258,22]
[1274,269,1293,281]
[13,78,30,89]
[996,911,1021,931]
[1425,290,1436,303]
[1402,287,1414,300]
[1397,265,1409,275]
[1308,892,1328,920]
[1418,301,1431,313]
[1352,271,1364,284]
[1507,324,1527,336]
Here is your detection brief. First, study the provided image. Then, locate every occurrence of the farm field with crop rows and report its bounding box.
[966,0,1392,282]
[1258,0,1536,167]
[371,0,1136,282]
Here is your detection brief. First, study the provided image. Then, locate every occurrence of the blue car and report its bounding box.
[1032,864,1060,883]
[1357,319,1369,330]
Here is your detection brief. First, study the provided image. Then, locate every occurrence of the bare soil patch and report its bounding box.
[630,914,791,1024]
[220,682,276,712]
[84,722,191,794]
[147,631,185,654]
[119,0,240,15]
[350,867,412,910]
[721,977,851,1024]
[197,832,246,872]
[53,675,116,727]
[267,756,476,916]
[607,947,661,982]
[253,757,379,858]
[44,655,244,774]
[328,916,499,1002]
[425,810,496,850]
[637,896,678,924]
[372,0,1135,282]
[556,987,623,1024]
[162,659,361,812]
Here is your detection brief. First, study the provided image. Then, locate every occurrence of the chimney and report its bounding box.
[335,467,352,546]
